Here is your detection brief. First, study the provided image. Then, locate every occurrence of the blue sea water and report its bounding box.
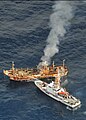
[0,1,86,120]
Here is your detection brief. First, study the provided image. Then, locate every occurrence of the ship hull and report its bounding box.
[3,62,68,82]
[34,80,81,109]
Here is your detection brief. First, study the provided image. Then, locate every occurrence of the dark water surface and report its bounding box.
[0,1,86,120]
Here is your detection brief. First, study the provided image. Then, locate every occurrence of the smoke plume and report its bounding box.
[40,1,74,65]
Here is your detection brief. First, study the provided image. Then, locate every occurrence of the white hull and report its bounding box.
[34,80,81,109]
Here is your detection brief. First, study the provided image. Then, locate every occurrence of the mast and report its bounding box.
[52,61,55,70]
[12,61,15,70]
[54,67,60,89]
[63,59,65,68]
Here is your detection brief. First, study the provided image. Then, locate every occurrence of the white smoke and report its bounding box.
[40,1,74,65]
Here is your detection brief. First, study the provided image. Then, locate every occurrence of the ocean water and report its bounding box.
[0,1,86,120]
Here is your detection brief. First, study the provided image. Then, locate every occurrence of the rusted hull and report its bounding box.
[3,62,68,82]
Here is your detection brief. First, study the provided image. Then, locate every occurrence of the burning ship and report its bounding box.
[3,60,68,82]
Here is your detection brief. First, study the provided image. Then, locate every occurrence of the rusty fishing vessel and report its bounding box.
[3,60,68,82]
